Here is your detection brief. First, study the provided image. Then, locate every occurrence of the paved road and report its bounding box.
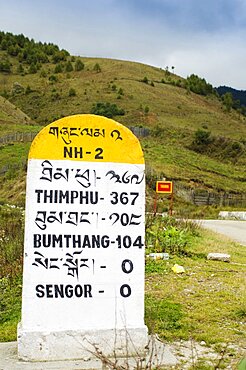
[199,220,246,246]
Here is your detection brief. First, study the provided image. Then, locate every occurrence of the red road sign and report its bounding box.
[156,181,173,194]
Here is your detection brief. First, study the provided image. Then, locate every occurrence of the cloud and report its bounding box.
[0,0,246,89]
[162,32,246,88]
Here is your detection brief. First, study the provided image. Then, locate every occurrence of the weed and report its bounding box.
[146,215,201,256]
[0,274,22,341]
[0,205,24,278]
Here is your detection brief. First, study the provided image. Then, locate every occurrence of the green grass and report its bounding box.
[0,53,246,205]
[0,275,22,342]
[0,206,23,341]
[143,137,245,192]
[145,223,246,348]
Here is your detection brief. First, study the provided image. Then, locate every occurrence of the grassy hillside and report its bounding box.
[0,33,245,209]
[0,95,33,132]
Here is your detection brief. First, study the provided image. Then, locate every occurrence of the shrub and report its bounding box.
[65,61,73,72]
[12,82,24,95]
[141,76,149,84]
[25,85,32,94]
[54,63,63,73]
[146,216,200,256]
[0,58,12,73]
[186,74,214,96]
[49,75,58,83]
[40,69,47,77]
[144,106,150,114]
[222,92,233,112]
[0,206,24,277]
[193,129,212,146]
[75,59,84,71]
[91,102,125,118]
[68,87,76,97]
[28,63,37,74]
[16,64,24,74]
[93,63,101,73]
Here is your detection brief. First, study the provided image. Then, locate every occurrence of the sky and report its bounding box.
[0,0,246,89]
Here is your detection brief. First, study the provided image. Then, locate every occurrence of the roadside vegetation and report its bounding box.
[0,33,246,206]
[0,208,245,368]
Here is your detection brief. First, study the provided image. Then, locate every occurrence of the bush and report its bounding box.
[68,87,76,97]
[16,63,24,74]
[75,59,84,71]
[193,129,212,146]
[0,206,24,277]
[144,106,150,114]
[146,216,200,256]
[186,74,214,96]
[93,63,101,73]
[54,63,63,73]
[141,76,149,84]
[28,63,37,74]
[49,75,58,83]
[40,69,47,77]
[25,85,32,94]
[65,61,73,72]
[0,58,12,73]
[91,102,125,118]
[12,82,24,95]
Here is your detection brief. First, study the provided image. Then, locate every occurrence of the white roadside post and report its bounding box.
[18,114,148,362]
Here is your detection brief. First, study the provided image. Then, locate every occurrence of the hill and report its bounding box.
[0,95,32,131]
[0,31,245,211]
[216,85,246,112]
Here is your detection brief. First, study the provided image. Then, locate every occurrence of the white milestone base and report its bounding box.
[17,324,148,361]
[19,116,148,364]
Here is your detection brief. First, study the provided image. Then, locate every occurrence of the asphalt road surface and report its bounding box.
[199,220,246,246]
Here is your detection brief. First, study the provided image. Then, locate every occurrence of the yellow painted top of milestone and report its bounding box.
[28,114,144,164]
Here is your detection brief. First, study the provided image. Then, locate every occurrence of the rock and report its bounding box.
[207,253,230,262]
[172,264,185,274]
[219,211,246,221]
[148,253,169,260]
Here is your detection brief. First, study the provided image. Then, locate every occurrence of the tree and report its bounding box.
[165,66,170,76]
[54,63,63,73]
[91,102,125,118]
[65,61,73,72]
[29,63,37,74]
[0,58,12,73]
[52,51,68,63]
[75,59,84,71]
[222,92,233,112]
[93,63,101,73]
[17,63,24,74]
[186,74,214,96]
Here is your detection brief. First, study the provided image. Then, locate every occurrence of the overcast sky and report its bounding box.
[1,0,246,89]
